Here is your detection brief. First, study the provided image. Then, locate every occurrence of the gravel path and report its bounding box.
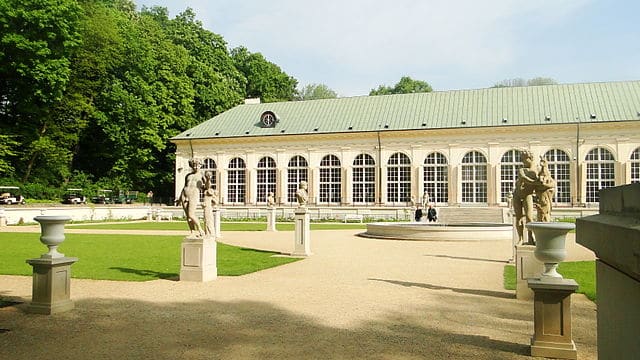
[0,227,597,359]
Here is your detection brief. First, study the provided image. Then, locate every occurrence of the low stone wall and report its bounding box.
[0,206,151,225]
[0,204,599,226]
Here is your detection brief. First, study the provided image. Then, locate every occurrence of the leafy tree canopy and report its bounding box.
[369,76,433,96]
[0,0,299,200]
[231,46,298,103]
[295,83,338,101]
[492,77,558,88]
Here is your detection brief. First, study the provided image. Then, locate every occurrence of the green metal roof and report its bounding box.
[172,80,640,140]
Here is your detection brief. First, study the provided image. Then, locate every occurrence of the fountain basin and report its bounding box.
[360,222,513,241]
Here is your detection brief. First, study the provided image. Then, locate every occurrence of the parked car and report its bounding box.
[0,186,26,205]
[62,188,86,204]
[91,189,113,204]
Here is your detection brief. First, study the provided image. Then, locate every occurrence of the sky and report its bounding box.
[133,0,640,97]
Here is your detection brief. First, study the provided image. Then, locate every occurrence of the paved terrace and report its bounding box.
[0,225,596,359]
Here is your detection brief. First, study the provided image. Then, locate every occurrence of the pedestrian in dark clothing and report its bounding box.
[427,205,437,222]
[414,206,423,222]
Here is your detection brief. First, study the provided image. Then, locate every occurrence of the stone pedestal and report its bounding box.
[26,257,78,314]
[267,207,277,232]
[515,245,544,300]
[528,278,578,360]
[577,183,640,359]
[180,235,217,282]
[212,207,222,238]
[292,207,311,256]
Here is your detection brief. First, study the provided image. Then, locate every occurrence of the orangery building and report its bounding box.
[171,80,640,209]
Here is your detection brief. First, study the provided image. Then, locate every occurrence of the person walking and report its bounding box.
[427,204,437,222]
[414,205,424,222]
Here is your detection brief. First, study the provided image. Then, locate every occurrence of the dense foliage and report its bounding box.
[492,77,558,88]
[0,0,298,200]
[369,76,433,96]
[295,83,338,100]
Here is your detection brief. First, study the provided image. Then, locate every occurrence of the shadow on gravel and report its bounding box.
[424,254,510,264]
[369,278,516,299]
[0,297,535,360]
[108,267,179,281]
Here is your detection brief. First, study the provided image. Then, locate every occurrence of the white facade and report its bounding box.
[174,121,640,208]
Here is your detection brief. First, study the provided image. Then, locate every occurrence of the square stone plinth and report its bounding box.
[26,257,78,315]
[515,245,544,300]
[180,236,217,282]
[528,278,578,359]
[292,208,311,256]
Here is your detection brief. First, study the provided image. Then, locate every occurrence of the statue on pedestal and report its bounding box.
[267,192,276,208]
[202,171,216,237]
[179,158,204,237]
[512,151,557,244]
[296,181,308,207]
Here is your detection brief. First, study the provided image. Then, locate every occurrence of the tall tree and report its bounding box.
[296,83,338,100]
[162,7,245,120]
[0,135,18,176]
[369,76,433,96]
[0,0,84,183]
[231,46,298,103]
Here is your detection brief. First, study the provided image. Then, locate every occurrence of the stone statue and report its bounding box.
[179,158,204,237]
[535,157,556,222]
[202,171,215,236]
[512,151,540,244]
[512,151,557,244]
[422,191,430,208]
[211,189,219,207]
[267,192,275,208]
[296,181,308,207]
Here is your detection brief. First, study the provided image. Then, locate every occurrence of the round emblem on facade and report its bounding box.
[260,111,277,127]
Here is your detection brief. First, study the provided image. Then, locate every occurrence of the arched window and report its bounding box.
[387,152,411,203]
[353,154,375,203]
[287,156,308,203]
[544,149,571,203]
[320,155,341,204]
[257,157,276,203]
[631,147,640,184]
[423,152,448,204]
[227,157,246,203]
[200,158,217,202]
[461,151,487,203]
[499,150,522,203]
[585,147,615,203]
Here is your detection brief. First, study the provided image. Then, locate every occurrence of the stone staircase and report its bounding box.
[436,206,508,224]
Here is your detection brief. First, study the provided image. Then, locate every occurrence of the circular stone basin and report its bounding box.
[360,222,513,241]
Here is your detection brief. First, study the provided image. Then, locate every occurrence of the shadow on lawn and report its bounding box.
[108,267,178,281]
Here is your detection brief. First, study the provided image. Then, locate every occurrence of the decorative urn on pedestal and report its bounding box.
[27,215,78,314]
[526,221,575,278]
[34,215,72,258]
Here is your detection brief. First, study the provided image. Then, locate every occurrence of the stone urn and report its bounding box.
[526,221,575,278]
[34,215,72,259]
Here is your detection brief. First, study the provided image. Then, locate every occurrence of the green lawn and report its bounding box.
[504,261,596,301]
[68,221,366,231]
[0,233,301,281]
